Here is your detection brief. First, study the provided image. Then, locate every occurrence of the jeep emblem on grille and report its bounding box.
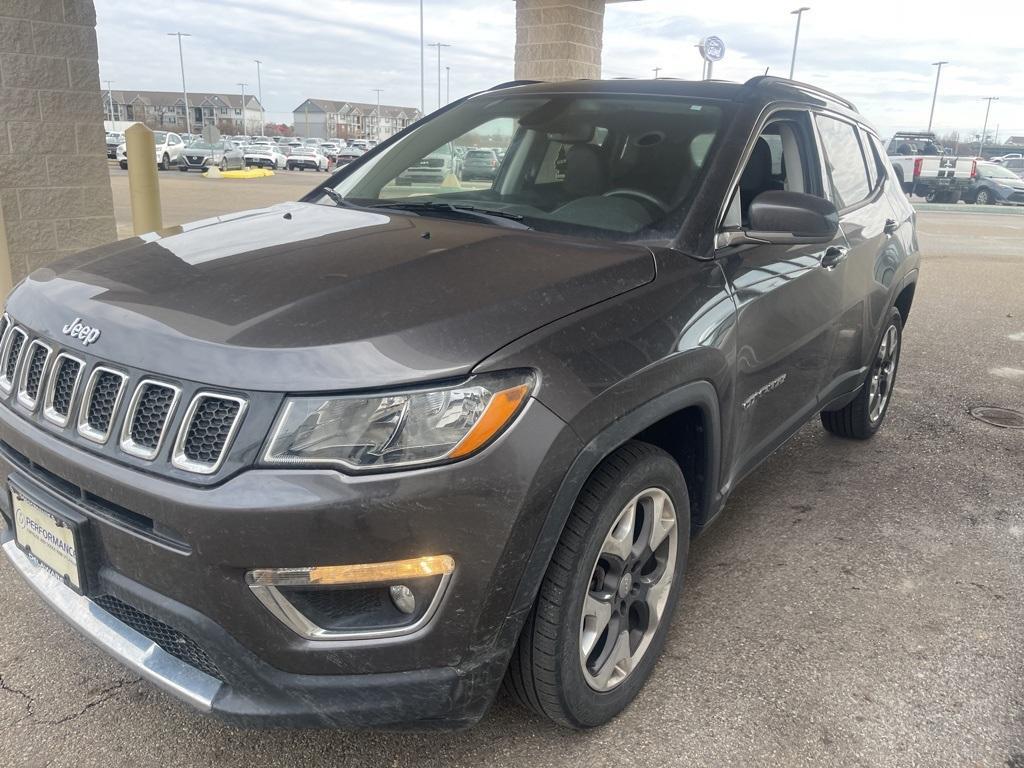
[61,317,101,346]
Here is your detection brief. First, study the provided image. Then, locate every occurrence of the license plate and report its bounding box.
[12,488,84,592]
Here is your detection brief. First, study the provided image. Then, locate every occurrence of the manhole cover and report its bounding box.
[969,406,1024,430]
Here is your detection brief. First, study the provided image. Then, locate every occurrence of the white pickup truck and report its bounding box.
[886,131,976,203]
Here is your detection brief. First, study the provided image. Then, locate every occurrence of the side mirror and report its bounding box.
[744,190,839,245]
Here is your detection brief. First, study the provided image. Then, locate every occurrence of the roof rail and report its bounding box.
[487,80,542,92]
[743,75,858,113]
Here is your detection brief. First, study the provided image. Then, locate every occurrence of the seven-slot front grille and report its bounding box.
[79,368,128,443]
[1,321,248,475]
[16,341,51,410]
[1,328,27,391]
[45,354,84,425]
[173,394,247,474]
[121,381,180,460]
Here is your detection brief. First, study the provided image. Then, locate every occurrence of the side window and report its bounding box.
[815,115,871,209]
[723,111,823,229]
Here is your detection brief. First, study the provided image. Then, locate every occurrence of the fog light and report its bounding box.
[245,555,455,641]
[390,585,416,614]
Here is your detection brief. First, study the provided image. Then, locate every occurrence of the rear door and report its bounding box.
[813,114,902,404]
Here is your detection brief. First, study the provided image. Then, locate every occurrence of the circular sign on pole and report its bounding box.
[699,36,726,63]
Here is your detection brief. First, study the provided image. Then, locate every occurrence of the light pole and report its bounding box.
[419,0,425,115]
[789,7,809,80]
[104,79,115,125]
[445,66,450,104]
[167,32,193,135]
[429,42,450,111]
[255,59,265,136]
[979,97,998,159]
[652,67,661,79]
[237,82,248,135]
[927,61,948,133]
[372,88,383,142]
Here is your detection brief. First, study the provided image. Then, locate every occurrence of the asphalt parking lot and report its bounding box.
[1,169,1022,767]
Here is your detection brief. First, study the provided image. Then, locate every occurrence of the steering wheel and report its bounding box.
[602,188,669,212]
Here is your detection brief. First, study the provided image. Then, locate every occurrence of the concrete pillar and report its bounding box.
[515,0,607,81]
[0,0,116,293]
[514,0,638,82]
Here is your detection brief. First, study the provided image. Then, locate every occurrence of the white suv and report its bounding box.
[116,131,186,171]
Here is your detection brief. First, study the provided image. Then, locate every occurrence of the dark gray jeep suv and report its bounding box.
[0,77,918,729]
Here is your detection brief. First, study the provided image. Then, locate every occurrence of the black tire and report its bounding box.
[821,308,903,439]
[178,165,188,172]
[159,153,170,171]
[947,190,962,204]
[975,188,993,205]
[219,159,227,171]
[504,441,690,728]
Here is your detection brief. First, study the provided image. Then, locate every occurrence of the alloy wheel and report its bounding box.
[868,324,899,423]
[579,487,678,691]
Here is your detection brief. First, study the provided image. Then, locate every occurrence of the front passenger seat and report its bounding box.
[739,137,780,222]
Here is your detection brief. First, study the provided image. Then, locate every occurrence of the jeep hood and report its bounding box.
[9,203,655,391]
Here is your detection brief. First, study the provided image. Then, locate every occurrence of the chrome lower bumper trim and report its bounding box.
[2,540,223,712]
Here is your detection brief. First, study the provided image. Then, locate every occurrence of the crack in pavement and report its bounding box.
[0,672,35,718]
[1,671,140,727]
[36,678,140,726]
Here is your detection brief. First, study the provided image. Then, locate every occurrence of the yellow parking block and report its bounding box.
[204,168,275,179]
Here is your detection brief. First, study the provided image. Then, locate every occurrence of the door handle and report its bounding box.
[820,246,848,269]
[884,218,899,235]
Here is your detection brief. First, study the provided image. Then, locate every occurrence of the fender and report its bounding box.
[508,380,722,615]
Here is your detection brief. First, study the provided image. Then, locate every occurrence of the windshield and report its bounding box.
[981,164,1021,180]
[188,141,215,150]
[319,92,726,239]
[152,131,168,143]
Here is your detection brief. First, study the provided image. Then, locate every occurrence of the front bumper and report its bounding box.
[0,396,579,727]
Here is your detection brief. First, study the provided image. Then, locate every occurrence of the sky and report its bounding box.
[94,0,1024,141]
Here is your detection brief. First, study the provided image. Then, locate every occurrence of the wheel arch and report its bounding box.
[509,380,721,616]
[894,273,917,327]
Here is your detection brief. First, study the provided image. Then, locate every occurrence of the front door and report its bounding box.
[717,112,847,488]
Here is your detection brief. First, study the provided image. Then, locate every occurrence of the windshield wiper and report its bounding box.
[370,201,531,229]
[320,187,358,208]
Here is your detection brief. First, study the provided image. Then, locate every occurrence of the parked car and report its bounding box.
[461,148,500,181]
[105,132,124,159]
[396,143,461,184]
[242,144,287,170]
[116,130,186,170]
[179,140,245,172]
[885,131,975,202]
[998,157,1024,177]
[0,76,918,731]
[964,161,1024,205]
[319,143,342,162]
[350,139,372,152]
[991,152,1022,163]
[333,147,364,166]
[286,146,329,171]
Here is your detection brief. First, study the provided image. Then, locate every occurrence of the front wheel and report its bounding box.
[158,153,170,171]
[975,188,993,205]
[504,441,690,728]
[821,308,903,439]
[219,159,227,171]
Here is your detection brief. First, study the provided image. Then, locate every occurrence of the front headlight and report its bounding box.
[263,371,534,472]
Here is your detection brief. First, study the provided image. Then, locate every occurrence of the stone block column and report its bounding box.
[0,0,115,294]
[515,0,607,81]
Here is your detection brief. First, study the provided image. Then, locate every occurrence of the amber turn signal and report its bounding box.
[448,383,531,459]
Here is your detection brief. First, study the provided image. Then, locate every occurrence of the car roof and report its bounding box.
[483,75,868,128]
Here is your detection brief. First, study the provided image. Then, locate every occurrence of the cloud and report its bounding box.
[95,0,1023,137]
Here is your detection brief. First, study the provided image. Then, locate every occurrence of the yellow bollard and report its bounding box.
[125,124,163,235]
